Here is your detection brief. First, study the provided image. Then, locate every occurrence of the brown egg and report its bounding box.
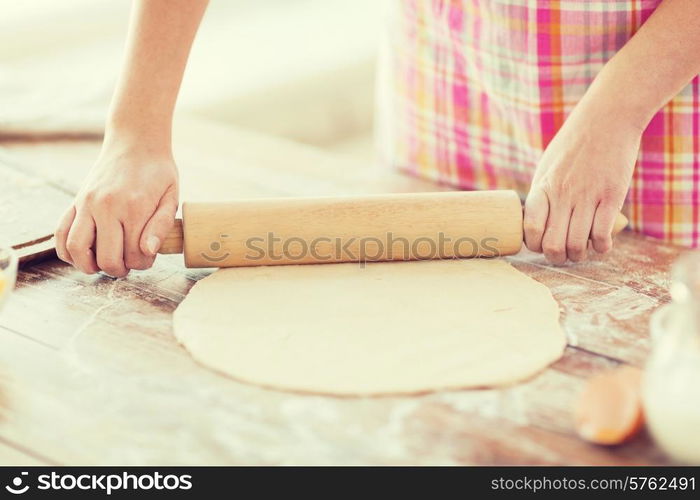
[574,366,645,445]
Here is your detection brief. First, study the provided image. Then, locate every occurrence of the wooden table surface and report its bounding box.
[0,117,679,465]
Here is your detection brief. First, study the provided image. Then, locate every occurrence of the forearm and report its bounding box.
[580,0,700,130]
[105,0,209,152]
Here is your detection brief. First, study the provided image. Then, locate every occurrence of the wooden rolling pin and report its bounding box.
[158,190,628,268]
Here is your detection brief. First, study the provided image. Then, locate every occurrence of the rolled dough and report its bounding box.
[173,259,566,396]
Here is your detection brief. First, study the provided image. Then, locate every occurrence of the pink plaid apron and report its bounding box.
[376,0,700,247]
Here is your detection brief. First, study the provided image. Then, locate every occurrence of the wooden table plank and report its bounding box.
[0,238,672,464]
[0,117,678,464]
[0,161,73,249]
[0,441,48,466]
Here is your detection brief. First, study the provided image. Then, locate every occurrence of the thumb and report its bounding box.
[140,186,179,257]
[523,187,550,253]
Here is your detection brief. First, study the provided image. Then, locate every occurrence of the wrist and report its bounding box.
[573,83,650,137]
[103,118,173,159]
[580,61,660,134]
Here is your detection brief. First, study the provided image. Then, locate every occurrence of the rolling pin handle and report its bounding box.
[158,218,184,254]
[612,212,629,237]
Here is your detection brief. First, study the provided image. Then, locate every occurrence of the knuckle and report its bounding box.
[57,249,71,263]
[539,179,555,197]
[129,191,147,203]
[523,218,544,234]
[152,214,175,233]
[78,264,97,275]
[125,254,151,271]
[542,242,563,257]
[545,254,565,265]
[98,259,125,278]
[97,191,115,206]
[123,194,150,220]
[125,205,145,221]
[82,190,96,204]
[557,181,572,199]
[102,266,127,278]
[524,191,544,209]
[544,178,571,200]
[591,227,609,243]
[524,240,540,253]
[595,237,613,253]
[65,238,81,254]
[566,242,584,255]
[90,190,117,208]
[566,241,586,261]
[523,224,543,240]
[54,226,68,241]
[125,192,147,208]
[600,186,625,204]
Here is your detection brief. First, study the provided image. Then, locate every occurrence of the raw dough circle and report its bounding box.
[173,259,566,396]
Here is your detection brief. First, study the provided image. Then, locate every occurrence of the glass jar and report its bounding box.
[644,252,700,464]
[0,247,17,311]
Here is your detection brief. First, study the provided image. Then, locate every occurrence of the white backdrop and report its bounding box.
[0,0,380,148]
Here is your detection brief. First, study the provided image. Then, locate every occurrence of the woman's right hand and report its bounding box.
[54,137,179,277]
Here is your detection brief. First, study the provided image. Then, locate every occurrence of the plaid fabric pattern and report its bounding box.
[376,0,700,247]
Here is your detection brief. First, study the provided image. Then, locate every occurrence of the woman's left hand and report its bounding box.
[523,102,642,264]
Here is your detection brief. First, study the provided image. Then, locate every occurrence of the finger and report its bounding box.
[566,204,595,263]
[123,219,156,271]
[140,186,178,257]
[94,216,128,277]
[541,201,572,265]
[121,194,155,271]
[523,188,550,253]
[55,206,76,265]
[121,192,156,270]
[65,211,99,274]
[590,201,618,254]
